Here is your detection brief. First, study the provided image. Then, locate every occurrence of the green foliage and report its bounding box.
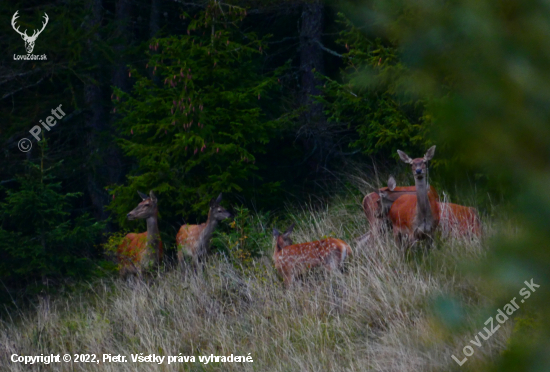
[0,155,105,289]
[109,1,286,228]
[101,230,132,274]
[350,0,550,369]
[317,13,432,158]
[211,206,271,268]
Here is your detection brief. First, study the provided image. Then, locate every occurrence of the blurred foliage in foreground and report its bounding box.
[318,13,432,159]
[340,0,550,369]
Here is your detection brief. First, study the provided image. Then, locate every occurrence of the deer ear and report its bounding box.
[273,228,280,237]
[388,176,396,191]
[284,222,295,237]
[210,193,217,208]
[137,191,148,200]
[149,190,157,203]
[285,222,294,234]
[424,145,436,162]
[397,150,413,164]
[215,193,223,204]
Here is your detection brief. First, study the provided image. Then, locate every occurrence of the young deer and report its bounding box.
[117,191,163,277]
[176,193,231,268]
[380,146,440,247]
[272,223,352,288]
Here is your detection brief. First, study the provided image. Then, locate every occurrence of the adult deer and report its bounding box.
[176,193,231,268]
[272,224,352,288]
[378,177,480,238]
[11,11,49,54]
[380,146,440,247]
[117,191,163,277]
[361,176,439,238]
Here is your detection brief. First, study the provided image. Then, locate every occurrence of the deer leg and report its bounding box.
[324,250,341,272]
[282,270,293,289]
[192,256,199,275]
[177,249,184,268]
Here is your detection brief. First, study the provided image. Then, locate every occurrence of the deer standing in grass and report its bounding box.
[380,146,440,247]
[362,177,439,237]
[177,193,231,268]
[272,224,352,287]
[117,191,163,277]
[378,177,481,238]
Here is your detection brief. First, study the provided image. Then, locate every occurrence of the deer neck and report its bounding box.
[273,239,283,258]
[414,176,433,224]
[145,210,160,251]
[198,211,218,253]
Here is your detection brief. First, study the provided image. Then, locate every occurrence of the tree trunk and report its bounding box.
[113,0,133,93]
[83,0,125,227]
[150,0,161,37]
[84,0,109,222]
[298,0,329,174]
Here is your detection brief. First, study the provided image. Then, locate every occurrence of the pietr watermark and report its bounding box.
[18,104,67,152]
[451,278,540,366]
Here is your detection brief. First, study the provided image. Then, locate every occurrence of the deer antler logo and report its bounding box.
[11,11,49,54]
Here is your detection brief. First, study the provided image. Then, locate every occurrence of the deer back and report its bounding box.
[369,185,439,221]
[439,202,481,237]
[273,238,351,277]
[176,223,206,259]
[362,192,381,225]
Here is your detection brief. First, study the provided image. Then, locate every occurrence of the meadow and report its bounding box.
[0,176,510,372]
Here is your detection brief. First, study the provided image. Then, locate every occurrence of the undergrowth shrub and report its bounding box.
[212,206,272,269]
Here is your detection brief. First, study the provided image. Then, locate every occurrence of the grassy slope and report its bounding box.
[0,189,511,371]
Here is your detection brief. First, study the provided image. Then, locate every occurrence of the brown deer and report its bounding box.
[438,201,482,238]
[176,193,231,268]
[117,191,163,277]
[272,223,352,287]
[378,177,480,239]
[361,177,439,242]
[380,146,440,247]
[377,176,440,217]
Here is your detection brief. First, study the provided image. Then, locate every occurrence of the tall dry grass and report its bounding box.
[0,185,511,371]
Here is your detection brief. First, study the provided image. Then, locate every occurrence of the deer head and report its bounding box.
[377,176,398,216]
[11,11,49,54]
[272,223,294,252]
[127,191,158,220]
[397,145,436,180]
[208,193,232,222]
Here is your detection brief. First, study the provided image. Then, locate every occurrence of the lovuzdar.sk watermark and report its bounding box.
[18,104,67,152]
[451,278,540,366]
[11,10,48,60]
